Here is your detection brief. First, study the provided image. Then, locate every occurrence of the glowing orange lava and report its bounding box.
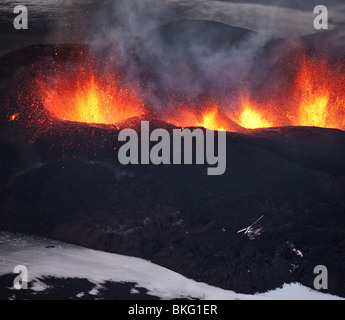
[293,57,345,129]
[196,106,225,131]
[227,56,345,131]
[39,65,146,125]
[10,113,19,121]
[165,103,241,132]
[164,54,345,132]
[35,49,345,132]
[237,98,273,129]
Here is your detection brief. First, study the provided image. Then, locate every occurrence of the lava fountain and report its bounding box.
[36,53,147,126]
[293,56,345,129]
[236,97,273,129]
[32,47,345,132]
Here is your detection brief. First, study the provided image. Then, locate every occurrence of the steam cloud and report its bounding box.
[45,0,344,121]
[67,0,283,117]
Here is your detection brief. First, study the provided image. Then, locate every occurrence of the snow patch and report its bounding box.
[0,232,342,300]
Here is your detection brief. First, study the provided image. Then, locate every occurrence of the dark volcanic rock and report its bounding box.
[0,274,161,300]
[1,123,345,297]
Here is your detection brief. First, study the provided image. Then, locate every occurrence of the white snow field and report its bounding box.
[0,232,342,300]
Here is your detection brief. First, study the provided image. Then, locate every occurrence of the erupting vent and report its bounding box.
[33,49,345,132]
[36,54,146,125]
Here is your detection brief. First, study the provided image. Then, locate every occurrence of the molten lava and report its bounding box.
[237,98,273,129]
[33,48,345,132]
[164,103,223,130]
[229,55,345,131]
[10,113,19,121]
[38,60,146,125]
[164,102,243,132]
[293,57,345,129]
[196,106,226,131]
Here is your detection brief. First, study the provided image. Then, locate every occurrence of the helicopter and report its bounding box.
[237,215,264,240]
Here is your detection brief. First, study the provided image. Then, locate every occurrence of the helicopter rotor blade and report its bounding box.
[249,215,264,228]
[237,215,264,234]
